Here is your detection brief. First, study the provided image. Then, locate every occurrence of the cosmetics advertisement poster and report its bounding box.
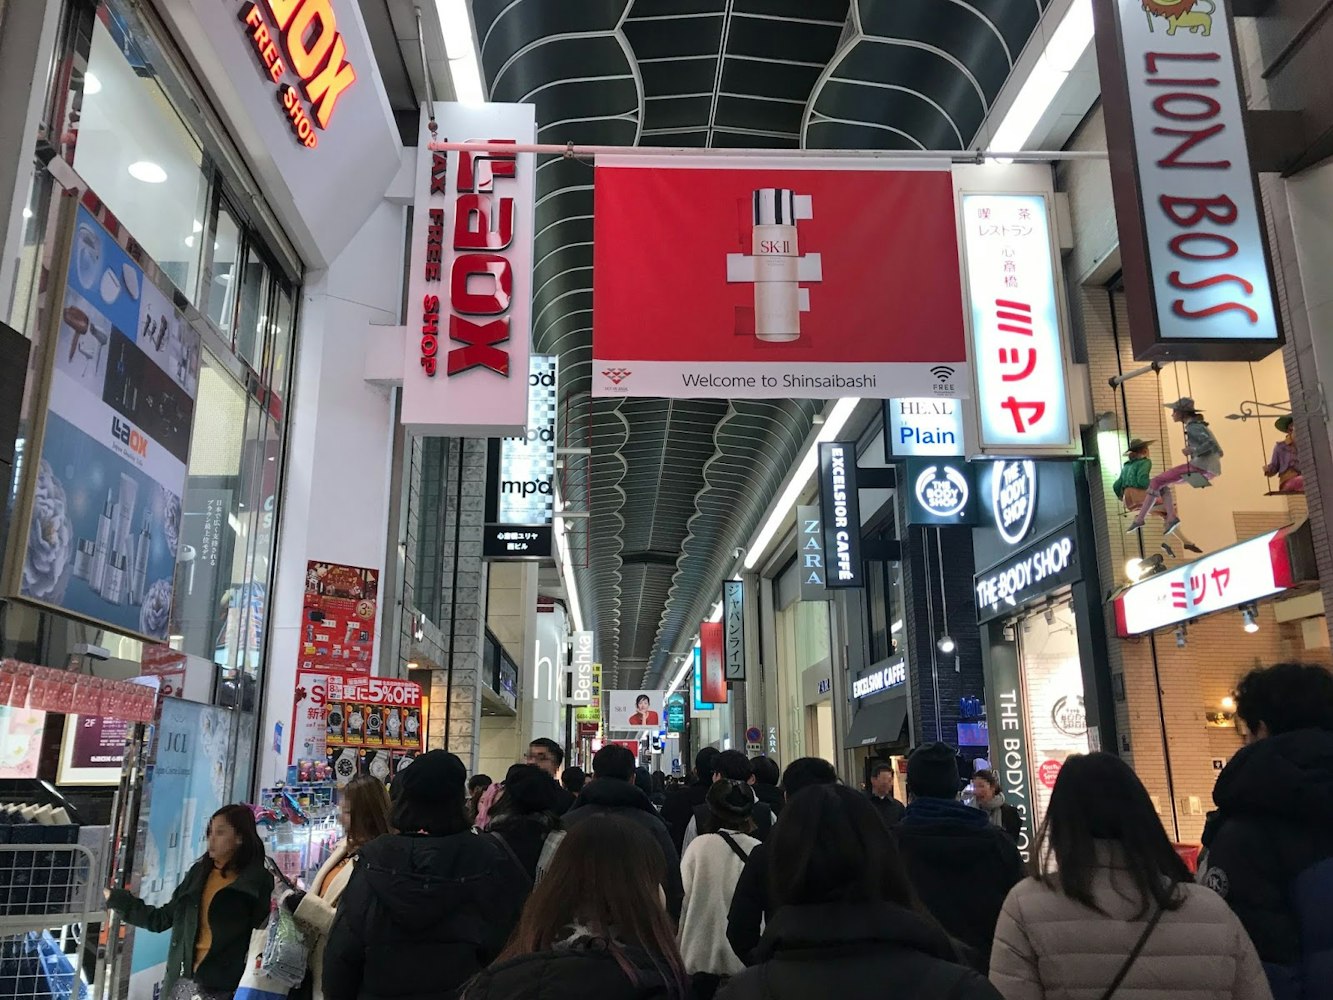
[591,158,969,399]
[0,706,46,779]
[15,202,200,641]
[301,561,379,675]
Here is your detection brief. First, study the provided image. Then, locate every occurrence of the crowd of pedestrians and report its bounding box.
[109,661,1333,1000]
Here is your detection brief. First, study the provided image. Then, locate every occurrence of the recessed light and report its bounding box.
[22,208,32,220]
[84,73,102,96]
[128,161,167,183]
[193,220,203,233]
[184,235,194,248]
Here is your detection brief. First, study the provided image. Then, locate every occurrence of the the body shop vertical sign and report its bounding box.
[402,103,537,435]
[1091,0,1281,361]
[818,442,862,588]
[722,580,745,681]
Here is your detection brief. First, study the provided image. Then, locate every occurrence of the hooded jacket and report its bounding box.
[716,900,1001,1000]
[563,779,684,919]
[896,798,1026,962]
[462,929,685,1000]
[989,844,1272,1000]
[1198,728,1333,1000]
[322,831,528,1000]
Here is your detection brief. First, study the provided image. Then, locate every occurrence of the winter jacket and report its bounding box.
[896,798,1026,962]
[1183,418,1223,474]
[488,812,560,883]
[662,778,710,854]
[1198,728,1333,1000]
[680,831,760,977]
[461,930,685,1000]
[108,857,272,998]
[322,831,529,1000]
[989,844,1272,1000]
[1112,458,1150,500]
[868,792,907,828]
[717,900,1001,1000]
[563,779,684,919]
[725,841,771,966]
[292,841,359,1000]
[752,784,783,819]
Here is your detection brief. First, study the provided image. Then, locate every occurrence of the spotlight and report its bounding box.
[937,634,956,655]
[1044,606,1056,626]
[1127,553,1168,582]
[1221,695,1236,711]
[1241,604,1259,634]
[1174,625,1187,648]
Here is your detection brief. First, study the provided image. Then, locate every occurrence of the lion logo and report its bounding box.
[1143,0,1215,36]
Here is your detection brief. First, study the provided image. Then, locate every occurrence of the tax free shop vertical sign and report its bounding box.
[402,104,537,436]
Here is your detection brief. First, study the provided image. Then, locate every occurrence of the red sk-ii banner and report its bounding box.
[592,156,969,400]
[700,621,728,704]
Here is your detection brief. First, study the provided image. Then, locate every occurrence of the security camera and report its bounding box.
[73,643,111,661]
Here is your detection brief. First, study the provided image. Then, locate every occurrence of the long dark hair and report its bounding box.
[342,774,393,851]
[497,815,687,997]
[1034,753,1189,917]
[768,784,918,908]
[205,804,265,875]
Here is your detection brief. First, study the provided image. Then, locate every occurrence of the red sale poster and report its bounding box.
[700,622,728,704]
[592,157,968,399]
[301,561,379,675]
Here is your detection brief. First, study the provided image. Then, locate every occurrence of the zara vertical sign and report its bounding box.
[1092,0,1281,361]
[818,442,863,589]
[796,504,832,602]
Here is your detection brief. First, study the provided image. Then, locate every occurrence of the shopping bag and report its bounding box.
[235,927,289,1000]
[261,906,310,988]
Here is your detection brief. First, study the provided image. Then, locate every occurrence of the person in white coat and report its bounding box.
[284,774,393,1000]
[988,752,1272,1000]
[679,780,761,1000]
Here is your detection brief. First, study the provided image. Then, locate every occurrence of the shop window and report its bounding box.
[866,558,904,663]
[267,283,296,405]
[235,246,269,371]
[205,201,241,334]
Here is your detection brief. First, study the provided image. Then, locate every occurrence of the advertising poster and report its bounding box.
[484,354,558,560]
[170,488,232,663]
[129,698,233,1000]
[301,560,379,674]
[607,690,666,730]
[0,706,46,779]
[592,158,968,399]
[289,667,349,765]
[57,714,130,785]
[15,202,200,641]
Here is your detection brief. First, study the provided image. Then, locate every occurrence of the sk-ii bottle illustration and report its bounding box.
[726,188,823,342]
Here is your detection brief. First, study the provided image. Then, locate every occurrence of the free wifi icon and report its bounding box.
[930,366,955,382]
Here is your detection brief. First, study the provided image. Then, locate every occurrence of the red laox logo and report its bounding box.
[602,368,632,385]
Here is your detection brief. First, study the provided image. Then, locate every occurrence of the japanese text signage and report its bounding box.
[818,442,863,588]
[484,354,558,559]
[324,674,423,752]
[402,103,536,435]
[700,621,728,703]
[665,692,687,735]
[1092,0,1281,361]
[975,522,1081,623]
[1114,529,1292,636]
[905,458,976,526]
[852,659,907,700]
[960,193,1074,453]
[796,504,831,602]
[566,631,595,707]
[300,560,378,675]
[723,581,745,681]
[885,397,965,458]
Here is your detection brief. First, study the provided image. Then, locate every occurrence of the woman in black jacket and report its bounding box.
[486,763,564,881]
[323,751,529,1000]
[107,804,273,1000]
[718,785,1001,1000]
[462,814,690,1000]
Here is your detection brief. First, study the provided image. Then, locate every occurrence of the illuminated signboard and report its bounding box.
[796,504,831,602]
[885,397,965,458]
[991,459,1037,544]
[960,193,1075,453]
[723,580,745,681]
[852,659,907,700]
[818,442,862,588]
[565,631,594,707]
[483,355,557,559]
[237,0,359,148]
[905,458,976,526]
[975,522,1081,623]
[402,103,536,436]
[692,647,715,715]
[1092,0,1281,361]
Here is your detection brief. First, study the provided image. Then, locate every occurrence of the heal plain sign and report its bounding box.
[1092,0,1282,361]
[402,103,537,436]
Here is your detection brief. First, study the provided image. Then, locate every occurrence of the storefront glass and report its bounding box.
[773,585,831,761]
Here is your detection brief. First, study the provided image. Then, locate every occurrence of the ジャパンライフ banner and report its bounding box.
[591,156,970,399]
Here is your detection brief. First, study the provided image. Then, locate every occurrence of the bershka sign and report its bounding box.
[1092,0,1282,361]
[723,581,745,681]
[975,521,1081,623]
[237,1,358,148]
[796,504,832,602]
[484,355,558,559]
[818,442,863,588]
[402,103,536,435]
[885,397,965,458]
[1114,528,1292,636]
[565,631,595,706]
[852,659,907,700]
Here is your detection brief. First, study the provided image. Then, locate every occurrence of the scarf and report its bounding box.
[979,792,1008,828]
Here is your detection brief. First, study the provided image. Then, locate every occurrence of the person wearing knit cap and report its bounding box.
[894,743,1024,972]
[486,763,565,882]
[679,780,762,999]
[322,750,529,1000]
[1263,414,1304,493]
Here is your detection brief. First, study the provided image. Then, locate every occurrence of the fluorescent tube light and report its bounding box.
[435,0,485,104]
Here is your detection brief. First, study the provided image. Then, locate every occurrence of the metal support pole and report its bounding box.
[426,139,1108,162]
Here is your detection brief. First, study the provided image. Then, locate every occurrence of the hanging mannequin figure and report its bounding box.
[1128,398,1223,537]
[1113,438,1203,555]
[1263,415,1304,493]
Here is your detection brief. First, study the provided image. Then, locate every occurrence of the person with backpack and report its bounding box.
[460,815,690,1000]
[679,781,762,999]
[717,785,998,1000]
[485,764,565,883]
[1197,662,1333,1000]
[989,752,1270,1000]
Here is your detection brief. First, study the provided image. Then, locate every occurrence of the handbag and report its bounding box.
[261,905,311,988]
[234,926,290,1000]
[1099,903,1167,1000]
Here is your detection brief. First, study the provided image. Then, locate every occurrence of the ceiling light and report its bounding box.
[128,161,167,184]
[707,601,723,623]
[436,0,485,103]
[937,634,956,655]
[21,208,31,220]
[193,220,203,233]
[184,235,194,248]
[1241,604,1260,634]
[84,72,101,96]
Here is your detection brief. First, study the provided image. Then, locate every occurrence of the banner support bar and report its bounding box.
[426,140,1107,162]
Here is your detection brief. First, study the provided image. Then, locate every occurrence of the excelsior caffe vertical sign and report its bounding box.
[1092,0,1282,361]
[402,103,537,435]
[818,442,863,588]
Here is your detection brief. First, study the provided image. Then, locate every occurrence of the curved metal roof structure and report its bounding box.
[471,0,1049,688]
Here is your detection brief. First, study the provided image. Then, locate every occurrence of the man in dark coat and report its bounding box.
[682,749,774,851]
[562,743,684,919]
[867,759,906,828]
[1198,662,1333,1000]
[750,755,784,818]
[662,746,719,853]
[894,742,1024,967]
[525,737,575,815]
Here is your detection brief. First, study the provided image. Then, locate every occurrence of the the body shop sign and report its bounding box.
[975,521,1080,623]
[818,442,862,588]
[1092,0,1281,361]
[402,103,537,435]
